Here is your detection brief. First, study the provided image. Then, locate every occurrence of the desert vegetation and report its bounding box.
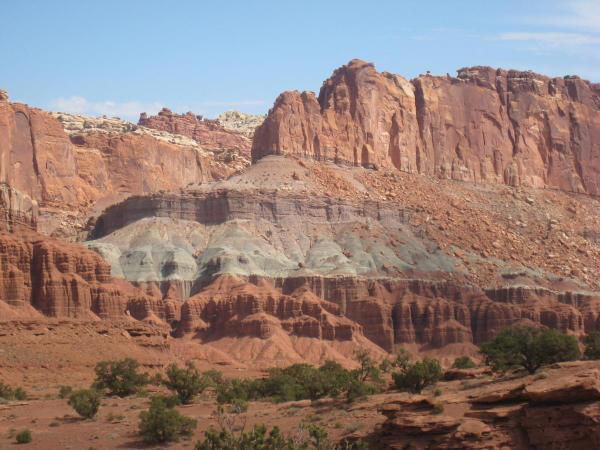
[0,382,27,401]
[452,356,476,369]
[15,429,32,444]
[9,326,598,448]
[92,357,150,397]
[584,332,600,360]
[480,326,580,374]
[68,389,101,419]
[138,395,197,443]
[393,358,442,393]
[163,361,211,404]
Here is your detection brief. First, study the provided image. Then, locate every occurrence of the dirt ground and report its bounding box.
[0,319,388,449]
[0,385,390,450]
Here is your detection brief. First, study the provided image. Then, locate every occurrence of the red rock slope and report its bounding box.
[253,59,600,196]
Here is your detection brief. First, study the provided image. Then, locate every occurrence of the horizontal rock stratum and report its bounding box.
[253,59,600,196]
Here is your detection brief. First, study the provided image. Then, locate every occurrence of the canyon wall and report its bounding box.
[86,157,600,352]
[252,60,600,196]
[0,95,249,237]
[0,229,170,321]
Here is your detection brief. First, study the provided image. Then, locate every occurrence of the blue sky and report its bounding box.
[2,0,599,120]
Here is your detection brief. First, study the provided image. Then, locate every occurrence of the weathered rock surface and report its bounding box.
[1,62,599,372]
[0,184,37,232]
[139,107,252,154]
[0,99,250,238]
[86,156,600,352]
[0,227,382,366]
[253,59,600,196]
[377,361,600,449]
[216,110,265,137]
[178,275,361,340]
[0,229,178,321]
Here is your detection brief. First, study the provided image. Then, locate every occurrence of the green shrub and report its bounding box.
[216,378,256,404]
[150,393,181,408]
[346,377,379,403]
[0,383,26,401]
[58,385,73,399]
[380,347,411,374]
[195,423,368,450]
[584,332,600,360]
[195,424,288,449]
[15,429,32,444]
[353,349,382,383]
[93,358,149,397]
[393,358,442,393]
[214,360,380,406]
[68,389,101,419]
[0,382,12,399]
[202,369,225,386]
[13,387,27,400]
[452,356,476,369]
[138,396,197,443]
[480,327,580,374]
[164,362,209,404]
[432,403,444,415]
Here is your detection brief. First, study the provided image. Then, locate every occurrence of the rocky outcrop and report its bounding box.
[87,192,600,352]
[216,110,265,137]
[377,362,600,449]
[253,59,600,196]
[139,108,252,154]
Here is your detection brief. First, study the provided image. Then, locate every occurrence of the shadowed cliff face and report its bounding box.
[252,59,600,196]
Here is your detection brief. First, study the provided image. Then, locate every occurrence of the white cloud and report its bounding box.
[50,96,163,119]
[494,1,600,68]
[531,0,600,31]
[496,31,600,46]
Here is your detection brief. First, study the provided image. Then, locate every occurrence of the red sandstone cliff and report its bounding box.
[252,59,600,196]
[139,108,252,154]
[0,95,247,237]
[0,230,170,321]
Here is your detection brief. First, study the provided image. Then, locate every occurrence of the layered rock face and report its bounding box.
[377,361,600,449]
[139,108,253,154]
[253,59,600,196]
[0,96,249,238]
[177,275,360,341]
[1,62,599,368]
[86,156,600,352]
[0,230,168,321]
[0,184,37,232]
